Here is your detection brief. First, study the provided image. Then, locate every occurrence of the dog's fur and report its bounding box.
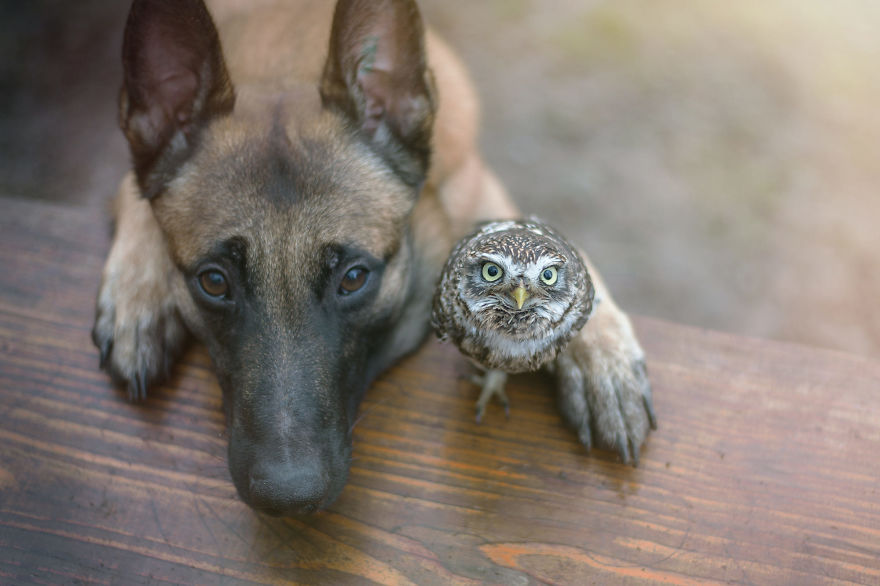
[93,0,656,516]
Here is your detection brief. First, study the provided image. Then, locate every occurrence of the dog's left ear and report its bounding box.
[320,0,436,188]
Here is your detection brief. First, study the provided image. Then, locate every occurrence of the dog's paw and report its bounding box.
[91,190,189,401]
[553,302,657,465]
[92,270,188,401]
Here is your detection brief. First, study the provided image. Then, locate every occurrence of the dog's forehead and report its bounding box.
[160,112,413,266]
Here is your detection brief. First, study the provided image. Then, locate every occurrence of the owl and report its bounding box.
[432,218,595,421]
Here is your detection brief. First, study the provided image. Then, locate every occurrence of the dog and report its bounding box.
[92,0,656,516]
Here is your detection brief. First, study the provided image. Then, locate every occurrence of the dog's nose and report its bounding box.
[247,462,330,516]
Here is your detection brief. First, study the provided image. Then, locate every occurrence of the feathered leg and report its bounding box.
[469,369,509,423]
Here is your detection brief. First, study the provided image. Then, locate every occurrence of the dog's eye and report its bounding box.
[199,270,229,298]
[339,267,368,295]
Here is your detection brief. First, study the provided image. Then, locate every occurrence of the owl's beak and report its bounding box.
[512,285,529,310]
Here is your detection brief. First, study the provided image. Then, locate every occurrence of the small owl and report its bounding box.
[432,218,595,421]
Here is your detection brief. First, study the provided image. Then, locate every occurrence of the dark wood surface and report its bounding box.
[1,194,879,585]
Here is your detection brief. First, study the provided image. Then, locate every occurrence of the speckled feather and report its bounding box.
[432,218,594,373]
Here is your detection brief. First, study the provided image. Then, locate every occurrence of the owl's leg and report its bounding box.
[470,369,509,423]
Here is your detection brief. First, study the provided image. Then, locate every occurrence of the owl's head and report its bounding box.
[455,220,593,337]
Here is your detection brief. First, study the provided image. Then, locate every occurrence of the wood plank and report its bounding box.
[1,195,879,584]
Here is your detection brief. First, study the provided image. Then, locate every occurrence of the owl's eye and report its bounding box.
[481,262,503,282]
[540,266,558,285]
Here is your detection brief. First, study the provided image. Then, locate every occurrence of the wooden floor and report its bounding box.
[1,195,879,585]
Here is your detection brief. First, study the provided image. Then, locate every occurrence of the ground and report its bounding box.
[3,0,878,355]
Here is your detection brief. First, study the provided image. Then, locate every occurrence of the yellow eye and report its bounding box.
[481,262,503,282]
[540,266,558,285]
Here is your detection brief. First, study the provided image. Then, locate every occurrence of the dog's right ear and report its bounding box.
[119,0,235,199]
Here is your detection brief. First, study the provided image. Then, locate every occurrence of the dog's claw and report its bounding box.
[616,433,641,467]
[616,431,631,465]
[635,360,658,431]
[643,392,658,431]
[139,369,148,401]
[577,424,592,451]
[129,369,148,402]
[98,339,112,370]
[630,439,640,467]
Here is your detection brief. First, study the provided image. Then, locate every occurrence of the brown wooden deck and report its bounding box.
[1,195,879,585]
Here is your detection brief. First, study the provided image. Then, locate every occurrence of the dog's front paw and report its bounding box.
[553,301,657,465]
[92,188,189,401]
[92,266,188,401]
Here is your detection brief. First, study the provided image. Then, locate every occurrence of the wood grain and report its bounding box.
[1,195,879,585]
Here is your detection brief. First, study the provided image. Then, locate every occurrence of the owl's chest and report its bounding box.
[457,324,560,374]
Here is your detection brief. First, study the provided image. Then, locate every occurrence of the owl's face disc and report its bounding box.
[459,228,580,337]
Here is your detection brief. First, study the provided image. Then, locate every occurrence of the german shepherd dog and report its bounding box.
[93,0,656,516]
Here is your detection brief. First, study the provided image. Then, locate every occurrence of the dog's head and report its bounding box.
[118,0,436,515]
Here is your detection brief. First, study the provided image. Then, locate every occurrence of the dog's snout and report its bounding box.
[247,461,330,516]
[224,353,354,515]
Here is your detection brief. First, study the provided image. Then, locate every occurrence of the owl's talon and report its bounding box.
[473,369,508,423]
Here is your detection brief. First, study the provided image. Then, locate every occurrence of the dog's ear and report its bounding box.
[320,0,436,188]
[119,0,235,199]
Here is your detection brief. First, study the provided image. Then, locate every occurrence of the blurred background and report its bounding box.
[3,0,879,356]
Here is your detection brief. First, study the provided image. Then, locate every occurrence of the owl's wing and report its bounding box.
[431,226,484,343]
[431,242,463,342]
[430,279,449,341]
